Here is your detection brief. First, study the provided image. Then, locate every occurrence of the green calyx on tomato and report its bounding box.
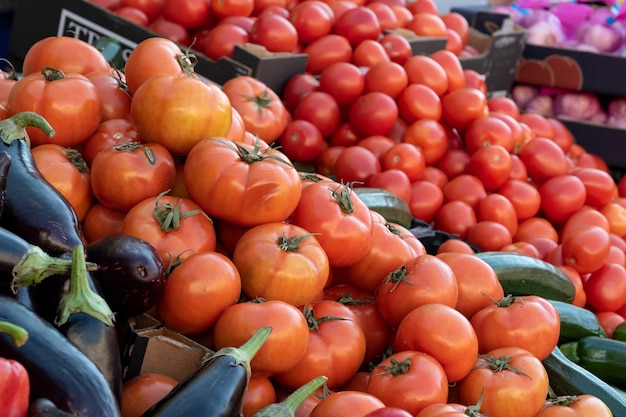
[114,142,158,166]
[335,292,376,307]
[223,137,293,168]
[40,66,66,82]
[383,265,410,291]
[303,305,350,333]
[175,48,197,78]
[277,233,317,253]
[152,192,209,233]
[474,354,531,378]
[243,89,275,119]
[330,183,358,215]
[373,357,411,377]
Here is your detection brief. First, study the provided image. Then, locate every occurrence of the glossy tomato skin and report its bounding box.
[21,36,111,76]
[288,0,334,44]
[161,0,210,29]
[292,91,341,138]
[232,222,330,307]
[363,407,414,417]
[441,87,488,132]
[367,350,449,415]
[303,34,353,75]
[470,295,560,361]
[278,119,326,163]
[290,181,374,268]
[309,391,385,417]
[534,394,613,417]
[7,70,103,147]
[89,142,176,212]
[458,346,550,417]
[212,299,309,376]
[82,117,142,165]
[349,92,399,138]
[85,70,132,121]
[333,146,382,185]
[273,300,367,390]
[184,138,302,227]
[121,373,178,417]
[333,6,382,47]
[130,74,232,155]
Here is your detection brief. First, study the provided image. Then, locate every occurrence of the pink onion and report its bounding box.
[553,91,605,121]
[511,84,540,109]
[607,97,626,128]
[576,21,624,53]
[526,20,566,46]
[524,94,554,117]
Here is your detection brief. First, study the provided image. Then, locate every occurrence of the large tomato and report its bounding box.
[376,254,459,328]
[292,91,341,138]
[130,71,232,156]
[561,225,611,275]
[250,12,299,52]
[7,68,102,147]
[85,70,132,121]
[302,34,353,75]
[367,350,448,415]
[288,0,334,44]
[221,76,289,143]
[333,6,382,47]
[156,251,241,335]
[31,144,94,222]
[534,395,613,417]
[518,137,569,184]
[212,299,310,376]
[318,62,365,107]
[394,303,479,383]
[90,142,176,212]
[457,346,550,417]
[441,87,488,132]
[119,194,217,269]
[349,92,399,138]
[538,174,587,225]
[21,36,111,76]
[289,181,374,268]
[273,299,366,390]
[470,295,560,361]
[82,117,142,165]
[232,222,330,306]
[183,137,302,226]
[309,391,385,417]
[583,262,626,312]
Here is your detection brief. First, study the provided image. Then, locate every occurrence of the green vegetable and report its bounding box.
[547,300,607,344]
[560,336,626,390]
[353,187,413,229]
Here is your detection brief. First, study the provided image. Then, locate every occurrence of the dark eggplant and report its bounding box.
[28,399,76,417]
[142,326,272,417]
[86,234,167,319]
[0,148,11,218]
[0,112,123,404]
[0,294,121,417]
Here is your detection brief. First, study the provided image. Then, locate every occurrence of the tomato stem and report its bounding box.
[152,192,210,232]
[242,89,274,119]
[65,147,89,173]
[373,357,411,377]
[329,183,355,215]
[335,292,375,306]
[41,66,66,81]
[277,233,315,252]
[252,376,328,417]
[384,265,412,292]
[543,395,580,407]
[302,305,350,333]
[474,354,531,378]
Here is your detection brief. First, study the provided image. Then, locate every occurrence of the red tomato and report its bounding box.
[120,0,164,22]
[273,300,367,390]
[571,167,618,209]
[458,346,550,417]
[534,394,613,417]
[212,299,310,376]
[278,119,326,163]
[21,36,111,76]
[349,92,399,138]
[519,112,554,140]
[584,263,626,312]
[309,391,385,417]
[403,55,449,97]
[330,123,362,148]
[82,118,141,165]
[441,11,470,45]
[288,0,334,44]
[302,34,353,75]
[395,303,479,382]
[290,181,374,267]
[467,221,513,252]
[281,73,320,114]
[250,12,299,52]
[149,17,191,45]
[363,61,408,100]
[441,87,488,132]
[436,239,476,255]
[560,206,610,243]
[381,142,425,182]
[406,12,447,38]
[90,142,176,212]
[538,174,587,225]
[333,6,382,47]
[402,119,448,166]
[466,145,512,191]
[156,251,241,335]
[121,373,178,417]
[434,200,477,240]
[184,138,301,226]
[118,8,149,27]
[378,33,413,65]
[203,24,250,60]
[518,137,569,184]
[498,179,542,221]
[397,84,442,123]
[82,203,126,244]
[376,254,459,328]
[463,69,487,95]
[430,49,466,93]
[443,174,487,209]
[352,39,391,68]
[315,145,345,178]
[334,145,382,185]
[463,115,515,154]
[435,148,470,180]
[561,225,611,275]
[211,0,253,18]
[408,180,444,222]
[363,407,413,417]
[367,2,398,31]
[358,135,396,161]
[293,91,342,138]
[318,62,365,106]
[476,193,518,238]
[161,0,209,29]
[242,376,277,417]
[85,70,132,121]
[367,350,448,415]
[366,170,412,204]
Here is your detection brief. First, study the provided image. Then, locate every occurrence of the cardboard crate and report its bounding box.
[558,119,626,171]
[8,0,307,94]
[121,314,213,383]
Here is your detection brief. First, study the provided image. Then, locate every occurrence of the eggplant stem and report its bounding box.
[55,245,115,327]
[0,320,28,347]
[252,376,328,417]
[0,111,55,147]
[207,326,272,381]
[10,245,97,292]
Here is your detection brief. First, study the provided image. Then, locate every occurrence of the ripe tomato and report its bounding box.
[358,135,397,161]
[120,0,164,22]
[458,346,550,417]
[85,70,132,122]
[435,148,470,180]
[403,55,449,96]
[436,238,475,255]
[184,137,301,226]
[519,112,554,140]
[120,194,217,269]
[367,350,448,415]
[121,373,178,417]
[161,0,209,29]
[561,225,611,275]
[584,262,626,312]
[82,203,126,244]
[380,143,425,182]
[402,119,448,166]
[378,33,413,65]
[367,2,398,31]
[397,84,442,123]
[31,144,94,222]
[334,145,382,185]
[242,375,277,417]
[601,202,626,238]
[213,299,309,376]
[90,142,176,212]
[595,311,625,338]
[376,254,459,328]
[21,36,111,76]
[497,179,541,221]
[434,200,477,240]
[288,0,334,44]
[463,115,515,154]
[466,145,512,191]
[534,394,613,417]
[149,18,190,45]
[82,118,142,166]
[324,283,393,367]
[443,174,487,209]
[430,49,466,93]
[466,221,513,252]
[302,34,353,75]
[441,87,488,132]
[352,39,391,68]
[518,137,569,184]
[7,69,102,147]
[476,193,518,238]
[281,73,320,114]
[131,73,232,155]
[538,174,587,225]
[273,300,367,390]
[156,251,241,335]
[571,167,617,209]
[318,62,365,106]
[560,206,610,242]
[233,222,330,306]
[222,76,289,143]
[334,6,382,47]
[363,407,413,417]
[441,11,470,45]
[338,213,425,293]
[290,181,374,267]
[487,96,520,120]
[363,61,408,100]
[349,92,399,138]
[406,12,447,38]
[250,12,299,52]
[293,91,341,138]
[203,24,250,60]
[315,145,345,178]
[436,252,504,319]
[278,119,326,163]
[408,180,444,222]
[415,403,471,417]
[115,6,150,25]
[470,295,560,360]
[394,303,478,382]
[309,391,385,417]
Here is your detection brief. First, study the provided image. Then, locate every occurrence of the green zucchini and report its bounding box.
[474,251,576,303]
[560,336,626,390]
[542,346,626,416]
[548,300,607,344]
[353,187,413,229]
[612,321,626,342]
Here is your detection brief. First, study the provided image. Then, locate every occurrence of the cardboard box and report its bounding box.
[558,119,626,171]
[121,314,213,382]
[8,0,308,94]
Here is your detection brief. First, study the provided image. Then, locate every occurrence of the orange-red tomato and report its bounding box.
[82,202,127,244]
[309,391,385,417]
[242,375,277,417]
[534,394,613,417]
[561,225,611,275]
[21,36,111,76]
[121,373,178,417]
[86,70,132,121]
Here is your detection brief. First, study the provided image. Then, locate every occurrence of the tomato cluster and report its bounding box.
[1,2,624,415]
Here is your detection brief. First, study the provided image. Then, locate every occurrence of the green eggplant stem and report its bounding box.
[208,326,272,380]
[0,111,55,147]
[0,321,28,347]
[252,376,328,417]
[11,245,98,293]
[55,245,115,327]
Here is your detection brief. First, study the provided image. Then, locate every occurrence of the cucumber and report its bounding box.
[560,336,626,390]
[474,251,576,303]
[548,300,607,344]
[353,187,413,229]
[542,346,626,416]
[612,321,626,342]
